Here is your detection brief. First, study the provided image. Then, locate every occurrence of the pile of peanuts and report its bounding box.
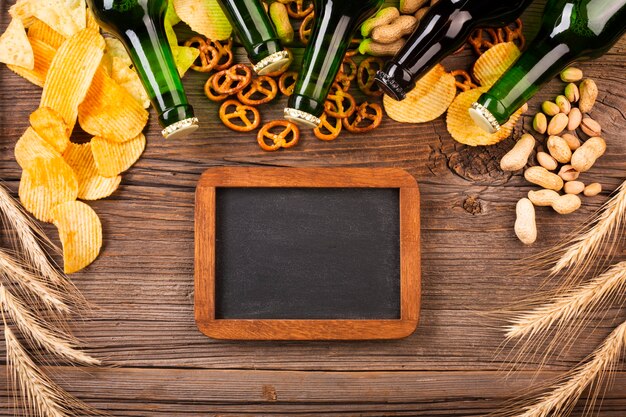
[499,67,607,245]
[359,0,437,56]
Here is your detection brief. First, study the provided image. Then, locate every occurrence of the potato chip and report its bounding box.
[29,107,71,153]
[473,42,521,88]
[0,18,34,69]
[51,200,102,274]
[110,57,150,108]
[86,8,98,30]
[7,38,55,86]
[14,127,61,169]
[164,19,200,77]
[91,133,146,177]
[27,19,66,48]
[166,0,181,25]
[446,87,524,146]
[78,66,149,142]
[10,0,86,38]
[40,28,105,131]
[19,156,78,222]
[173,0,232,40]
[63,142,121,200]
[384,72,457,123]
[103,37,132,72]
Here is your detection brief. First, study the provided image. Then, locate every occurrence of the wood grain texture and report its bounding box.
[1,0,626,414]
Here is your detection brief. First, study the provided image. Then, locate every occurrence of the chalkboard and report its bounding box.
[195,167,421,340]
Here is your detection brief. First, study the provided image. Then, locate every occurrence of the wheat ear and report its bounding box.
[0,285,100,366]
[511,319,626,417]
[506,261,626,340]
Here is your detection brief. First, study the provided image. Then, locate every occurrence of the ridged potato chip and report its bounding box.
[30,106,71,153]
[0,18,34,69]
[110,57,150,108]
[173,0,232,40]
[14,127,61,169]
[384,72,457,123]
[51,200,102,274]
[446,87,524,146]
[473,42,521,88]
[7,37,55,86]
[40,28,105,130]
[91,133,146,178]
[10,0,86,38]
[86,8,98,30]
[27,19,66,48]
[78,66,149,142]
[19,156,78,222]
[103,37,131,72]
[63,142,121,200]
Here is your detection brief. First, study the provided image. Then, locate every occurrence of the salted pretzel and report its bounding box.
[279,71,298,96]
[450,69,478,92]
[257,120,300,151]
[185,36,220,73]
[357,57,384,96]
[212,64,253,95]
[299,12,315,44]
[342,102,383,133]
[219,99,261,132]
[325,83,356,119]
[204,74,229,102]
[314,105,342,141]
[237,76,279,106]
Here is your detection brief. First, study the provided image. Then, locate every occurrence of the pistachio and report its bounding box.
[579,78,598,113]
[542,101,560,117]
[555,95,571,114]
[583,182,602,197]
[580,116,601,136]
[558,164,580,181]
[564,180,585,195]
[547,135,572,163]
[564,83,580,102]
[561,133,581,150]
[547,113,569,136]
[560,67,583,83]
[533,112,547,134]
[567,107,582,131]
[536,151,558,171]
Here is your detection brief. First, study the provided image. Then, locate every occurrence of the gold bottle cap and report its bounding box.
[161,117,199,139]
[283,107,321,128]
[469,102,500,134]
[254,50,292,75]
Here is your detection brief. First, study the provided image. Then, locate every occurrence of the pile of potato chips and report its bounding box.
[0,2,152,273]
[383,41,527,146]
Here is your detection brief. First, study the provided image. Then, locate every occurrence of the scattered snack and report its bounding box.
[500,133,535,171]
[219,99,261,132]
[172,0,232,41]
[0,18,33,68]
[62,142,122,201]
[472,42,520,88]
[257,120,300,151]
[91,134,146,178]
[515,198,537,245]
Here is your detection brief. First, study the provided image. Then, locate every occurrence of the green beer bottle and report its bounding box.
[471,0,626,133]
[87,0,199,139]
[284,0,384,127]
[216,0,291,75]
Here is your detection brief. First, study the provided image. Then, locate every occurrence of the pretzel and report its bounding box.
[450,69,478,92]
[314,105,342,141]
[219,99,261,132]
[212,38,234,71]
[299,12,315,45]
[279,71,298,96]
[212,64,253,95]
[257,120,300,151]
[468,27,501,56]
[345,38,361,57]
[284,0,313,19]
[357,56,384,96]
[336,57,357,83]
[204,74,229,102]
[185,36,220,73]
[342,102,383,133]
[237,76,278,105]
[325,83,356,119]
[501,19,525,50]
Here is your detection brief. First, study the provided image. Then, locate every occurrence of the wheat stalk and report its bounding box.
[0,285,100,366]
[510,319,626,417]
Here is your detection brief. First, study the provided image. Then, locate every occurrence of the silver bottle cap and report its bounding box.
[283,107,321,128]
[254,50,292,75]
[161,117,199,139]
[469,102,500,134]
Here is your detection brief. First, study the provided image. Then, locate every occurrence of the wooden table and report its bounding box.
[1,2,625,415]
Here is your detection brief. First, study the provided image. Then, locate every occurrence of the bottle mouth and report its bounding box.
[469,102,501,134]
[254,50,292,75]
[161,117,199,139]
[375,71,407,101]
[284,108,321,128]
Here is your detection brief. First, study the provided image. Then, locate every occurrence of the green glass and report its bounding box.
[216,0,290,74]
[87,0,198,139]
[285,0,384,127]
[472,0,626,133]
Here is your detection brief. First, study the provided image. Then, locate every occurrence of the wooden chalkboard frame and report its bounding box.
[194,167,421,340]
